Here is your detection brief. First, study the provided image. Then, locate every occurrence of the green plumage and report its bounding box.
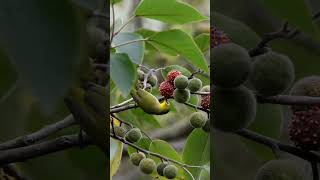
[131,88,170,115]
[65,87,107,155]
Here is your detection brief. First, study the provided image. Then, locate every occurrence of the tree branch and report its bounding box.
[236,129,320,162]
[257,95,320,105]
[2,164,29,180]
[0,134,92,166]
[249,11,320,57]
[0,114,76,151]
[110,104,137,113]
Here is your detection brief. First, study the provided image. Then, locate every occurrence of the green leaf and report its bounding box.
[212,12,261,49]
[194,33,210,53]
[198,163,210,180]
[149,140,182,162]
[113,33,145,64]
[241,104,282,160]
[135,0,208,24]
[260,0,318,37]
[0,0,82,112]
[135,29,158,51]
[182,129,210,179]
[149,30,209,72]
[162,65,192,79]
[110,53,137,97]
[131,108,161,128]
[110,138,123,177]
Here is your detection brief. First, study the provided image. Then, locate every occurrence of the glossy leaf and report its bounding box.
[194,33,210,53]
[113,33,145,64]
[110,138,123,177]
[110,53,136,97]
[182,129,210,179]
[149,30,209,72]
[135,0,207,24]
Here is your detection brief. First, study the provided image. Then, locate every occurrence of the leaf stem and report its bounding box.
[112,38,149,49]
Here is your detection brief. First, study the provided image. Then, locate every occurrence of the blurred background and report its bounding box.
[212,0,320,179]
[0,0,107,179]
[110,0,210,179]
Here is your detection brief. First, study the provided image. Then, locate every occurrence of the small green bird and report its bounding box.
[131,88,170,115]
[65,86,107,155]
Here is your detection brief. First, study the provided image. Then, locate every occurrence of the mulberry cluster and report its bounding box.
[210,26,230,48]
[289,76,320,150]
[289,106,320,150]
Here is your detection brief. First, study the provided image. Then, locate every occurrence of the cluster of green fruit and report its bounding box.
[159,70,210,109]
[137,69,158,91]
[289,76,320,150]
[113,125,142,143]
[189,112,210,132]
[212,34,295,132]
[130,152,178,179]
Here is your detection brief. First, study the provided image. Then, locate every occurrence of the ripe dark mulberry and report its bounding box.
[289,106,320,150]
[167,70,182,84]
[159,80,175,99]
[211,26,230,48]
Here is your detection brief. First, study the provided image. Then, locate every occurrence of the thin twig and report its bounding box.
[110,98,134,109]
[257,95,320,105]
[110,133,205,169]
[0,134,92,166]
[0,114,76,150]
[184,102,210,113]
[112,38,148,49]
[190,91,210,95]
[113,16,135,37]
[236,129,320,162]
[110,104,137,113]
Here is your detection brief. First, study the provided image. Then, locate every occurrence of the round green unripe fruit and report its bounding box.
[173,89,190,103]
[290,76,320,111]
[130,152,146,166]
[125,128,142,143]
[290,76,320,97]
[201,85,210,92]
[250,51,295,96]
[213,86,256,132]
[188,78,202,92]
[139,158,156,174]
[174,75,189,89]
[163,165,178,179]
[148,74,158,87]
[212,43,252,88]
[113,126,126,138]
[137,70,145,81]
[156,162,168,176]
[190,112,207,128]
[202,119,210,132]
[255,160,303,180]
